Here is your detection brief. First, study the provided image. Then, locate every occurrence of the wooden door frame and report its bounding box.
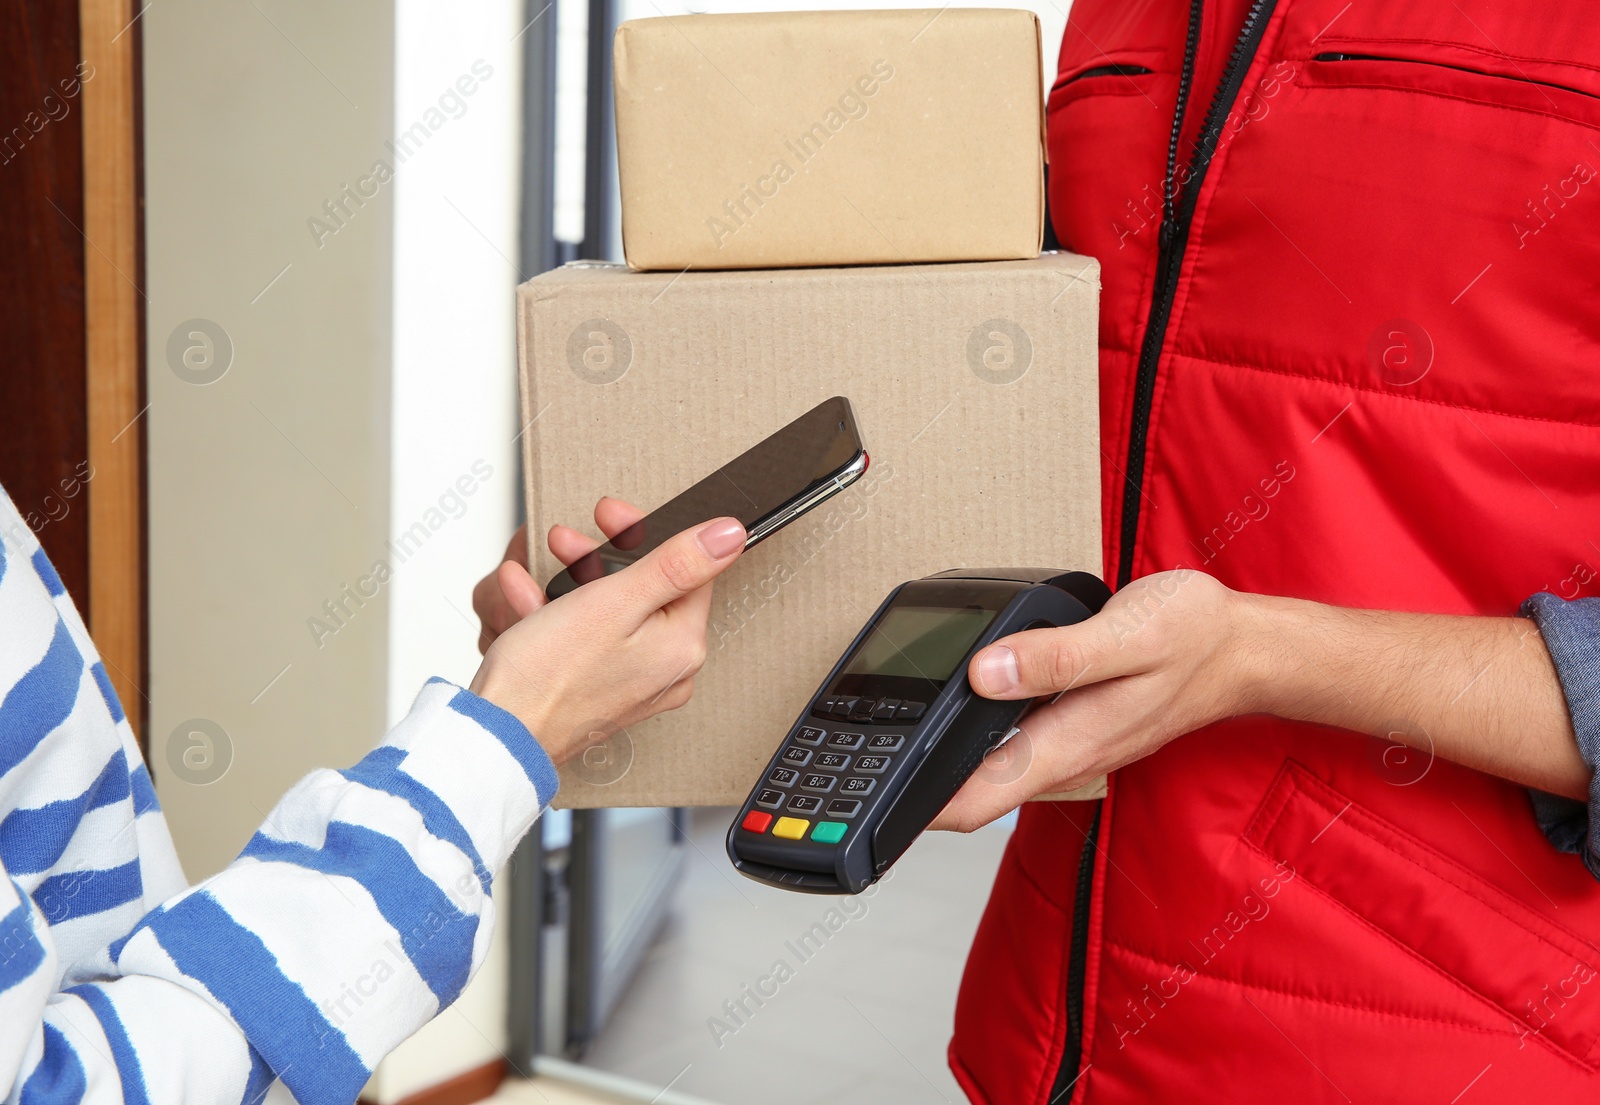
[80,0,147,743]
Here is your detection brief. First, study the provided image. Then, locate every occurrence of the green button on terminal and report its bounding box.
[811,821,848,844]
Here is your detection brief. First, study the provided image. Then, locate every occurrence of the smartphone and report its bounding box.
[545,396,868,599]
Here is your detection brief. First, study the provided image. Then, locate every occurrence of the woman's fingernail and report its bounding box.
[974,646,1019,695]
[696,518,745,559]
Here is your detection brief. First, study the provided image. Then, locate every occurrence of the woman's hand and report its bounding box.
[930,570,1252,832]
[471,497,650,654]
[468,498,743,765]
[471,524,536,655]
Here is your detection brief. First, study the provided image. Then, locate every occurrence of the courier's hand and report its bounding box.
[929,570,1252,832]
[469,500,743,765]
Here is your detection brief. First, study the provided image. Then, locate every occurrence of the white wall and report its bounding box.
[146,0,396,887]
[386,5,524,735]
[146,0,526,1099]
[376,2,526,1099]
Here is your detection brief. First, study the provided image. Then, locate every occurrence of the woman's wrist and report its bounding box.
[469,657,554,757]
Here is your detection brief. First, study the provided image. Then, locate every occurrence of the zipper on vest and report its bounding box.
[1312,51,1600,101]
[1048,804,1102,1103]
[1049,2,1280,1100]
[1115,0,1278,589]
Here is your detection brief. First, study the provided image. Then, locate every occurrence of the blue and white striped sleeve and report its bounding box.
[7,678,557,1104]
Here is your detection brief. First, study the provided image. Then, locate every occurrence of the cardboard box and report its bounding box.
[613,9,1045,272]
[518,254,1101,808]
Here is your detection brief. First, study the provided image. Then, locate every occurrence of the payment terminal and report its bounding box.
[726,568,1110,894]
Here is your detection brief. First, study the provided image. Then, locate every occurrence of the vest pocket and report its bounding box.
[1242,760,1600,1065]
[1310,52,1600,104]
[1302,47,1600,122]
[1047,51,1163,114]
[1054,63,1154,86]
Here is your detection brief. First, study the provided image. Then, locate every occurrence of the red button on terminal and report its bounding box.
[740,810,774,834]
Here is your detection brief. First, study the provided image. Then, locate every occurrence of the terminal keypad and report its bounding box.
[740,717,916,846]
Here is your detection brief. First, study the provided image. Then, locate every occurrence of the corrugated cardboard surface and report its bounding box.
[613,9,1044,272]
[518,255,1100,808]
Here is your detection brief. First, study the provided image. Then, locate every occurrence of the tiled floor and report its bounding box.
[571,807,1015,1105]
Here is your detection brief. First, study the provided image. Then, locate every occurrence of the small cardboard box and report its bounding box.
[613,9,1045,272]
[518,255,1101,808]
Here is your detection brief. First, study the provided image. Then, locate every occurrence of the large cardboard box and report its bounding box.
[613,9,1045,272]
[518,255,1101,807]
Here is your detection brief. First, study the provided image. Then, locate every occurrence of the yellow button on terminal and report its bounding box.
[772,816,810,840]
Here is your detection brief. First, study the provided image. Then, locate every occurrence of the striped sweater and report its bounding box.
[0,489,557,1103]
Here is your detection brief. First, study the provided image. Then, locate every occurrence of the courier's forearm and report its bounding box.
[1233,595,1586,799]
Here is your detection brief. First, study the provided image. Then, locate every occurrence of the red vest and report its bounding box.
[950,0,1600,1100]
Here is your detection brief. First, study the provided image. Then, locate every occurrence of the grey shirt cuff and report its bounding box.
[1522,592,1600,879]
